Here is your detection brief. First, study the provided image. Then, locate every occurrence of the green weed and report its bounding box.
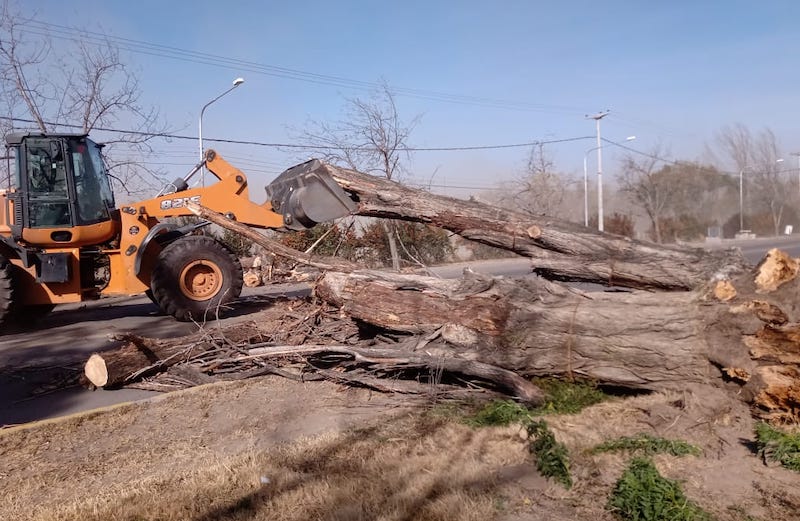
[463,379,609,427]
[592,433,701,457]
[530,378,609,415]
[608,458,711,521]
[465,399,530,427]
[526,419,572,489]
[754,422,800,472]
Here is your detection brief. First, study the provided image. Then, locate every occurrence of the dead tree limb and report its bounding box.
[187,202,359,273]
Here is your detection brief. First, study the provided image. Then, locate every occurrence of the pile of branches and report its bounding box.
[85,301,539,403]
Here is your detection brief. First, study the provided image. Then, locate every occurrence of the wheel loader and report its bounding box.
[0,131,356,327]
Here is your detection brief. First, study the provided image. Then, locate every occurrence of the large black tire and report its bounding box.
[150,235,243,322]
[0,254,14,328]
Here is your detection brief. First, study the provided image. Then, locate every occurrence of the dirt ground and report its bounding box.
[1,372,799,521]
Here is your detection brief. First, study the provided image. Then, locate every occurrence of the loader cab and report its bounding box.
[4,132,118,248]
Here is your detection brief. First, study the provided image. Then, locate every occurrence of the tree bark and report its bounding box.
[315,270,710,390]
[313,264,800,421]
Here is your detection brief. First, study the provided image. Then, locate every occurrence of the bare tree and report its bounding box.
[299,82,419,270]
[716,124,788,236]
[617,146,671,243]
[502,143,571,219]
[0,0,167,196]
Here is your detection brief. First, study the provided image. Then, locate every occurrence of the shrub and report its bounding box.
[278,222,360,260]
[589,213,635,238]
[214,228,254,258]
[466,400,530,427]
[360,220,453,267]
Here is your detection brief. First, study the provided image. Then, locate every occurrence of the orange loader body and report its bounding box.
[0,133,354,323]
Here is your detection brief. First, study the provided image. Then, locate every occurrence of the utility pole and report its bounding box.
[586,110,609,231]
[792,152,800,199]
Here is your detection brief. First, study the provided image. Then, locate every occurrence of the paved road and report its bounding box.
[0,238,794,427]
[704,234,800,263]
[0,284,309,426]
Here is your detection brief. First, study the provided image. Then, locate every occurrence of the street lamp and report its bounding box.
[199,77,245,184]
[583,135,636,227]
[586,111,609,231]
[739,158,783,234]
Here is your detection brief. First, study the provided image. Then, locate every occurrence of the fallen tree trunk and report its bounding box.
[85,178,800,422]
[314,270,710,390]
[183,203,799,420]
[322,163,748,291]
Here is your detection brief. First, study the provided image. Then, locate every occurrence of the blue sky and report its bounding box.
[24,1,800,198]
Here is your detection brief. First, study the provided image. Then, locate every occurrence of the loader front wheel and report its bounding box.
[0,254,15,329]
[150,235,243,322]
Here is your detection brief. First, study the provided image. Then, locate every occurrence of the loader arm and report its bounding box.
[128,150,356,230]
[130,151,283,228]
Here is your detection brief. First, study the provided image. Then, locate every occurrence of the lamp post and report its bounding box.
[586,111,609,231]
[739,158,783,233]
[199,77,245,184]
[583,135,635,228]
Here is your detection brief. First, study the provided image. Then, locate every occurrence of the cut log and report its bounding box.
[84,326,266,388]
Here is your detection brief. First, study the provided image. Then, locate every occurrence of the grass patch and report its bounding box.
[754,422,800,472]
[608,458,711,521]
[465,399,531,427]
[530,378,609,415]
[460,402,574,489]
[464,379,610,427]
[526,419,572,489]
[592,433,701,457]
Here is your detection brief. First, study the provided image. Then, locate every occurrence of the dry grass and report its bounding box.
[3,379,800,521]
[0,380,530,521]
[4,416,524,521]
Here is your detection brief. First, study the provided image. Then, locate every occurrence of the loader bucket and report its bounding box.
[265,159,356,230]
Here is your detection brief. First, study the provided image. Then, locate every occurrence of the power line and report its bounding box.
[19,20,592,115]
[601,137,796,178]
[0,116,594,152]
[601,137,680,164]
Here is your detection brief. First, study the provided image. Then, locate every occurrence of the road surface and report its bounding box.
[0,283,310,426]
[705,234,800,263]
[0,237,795,427]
